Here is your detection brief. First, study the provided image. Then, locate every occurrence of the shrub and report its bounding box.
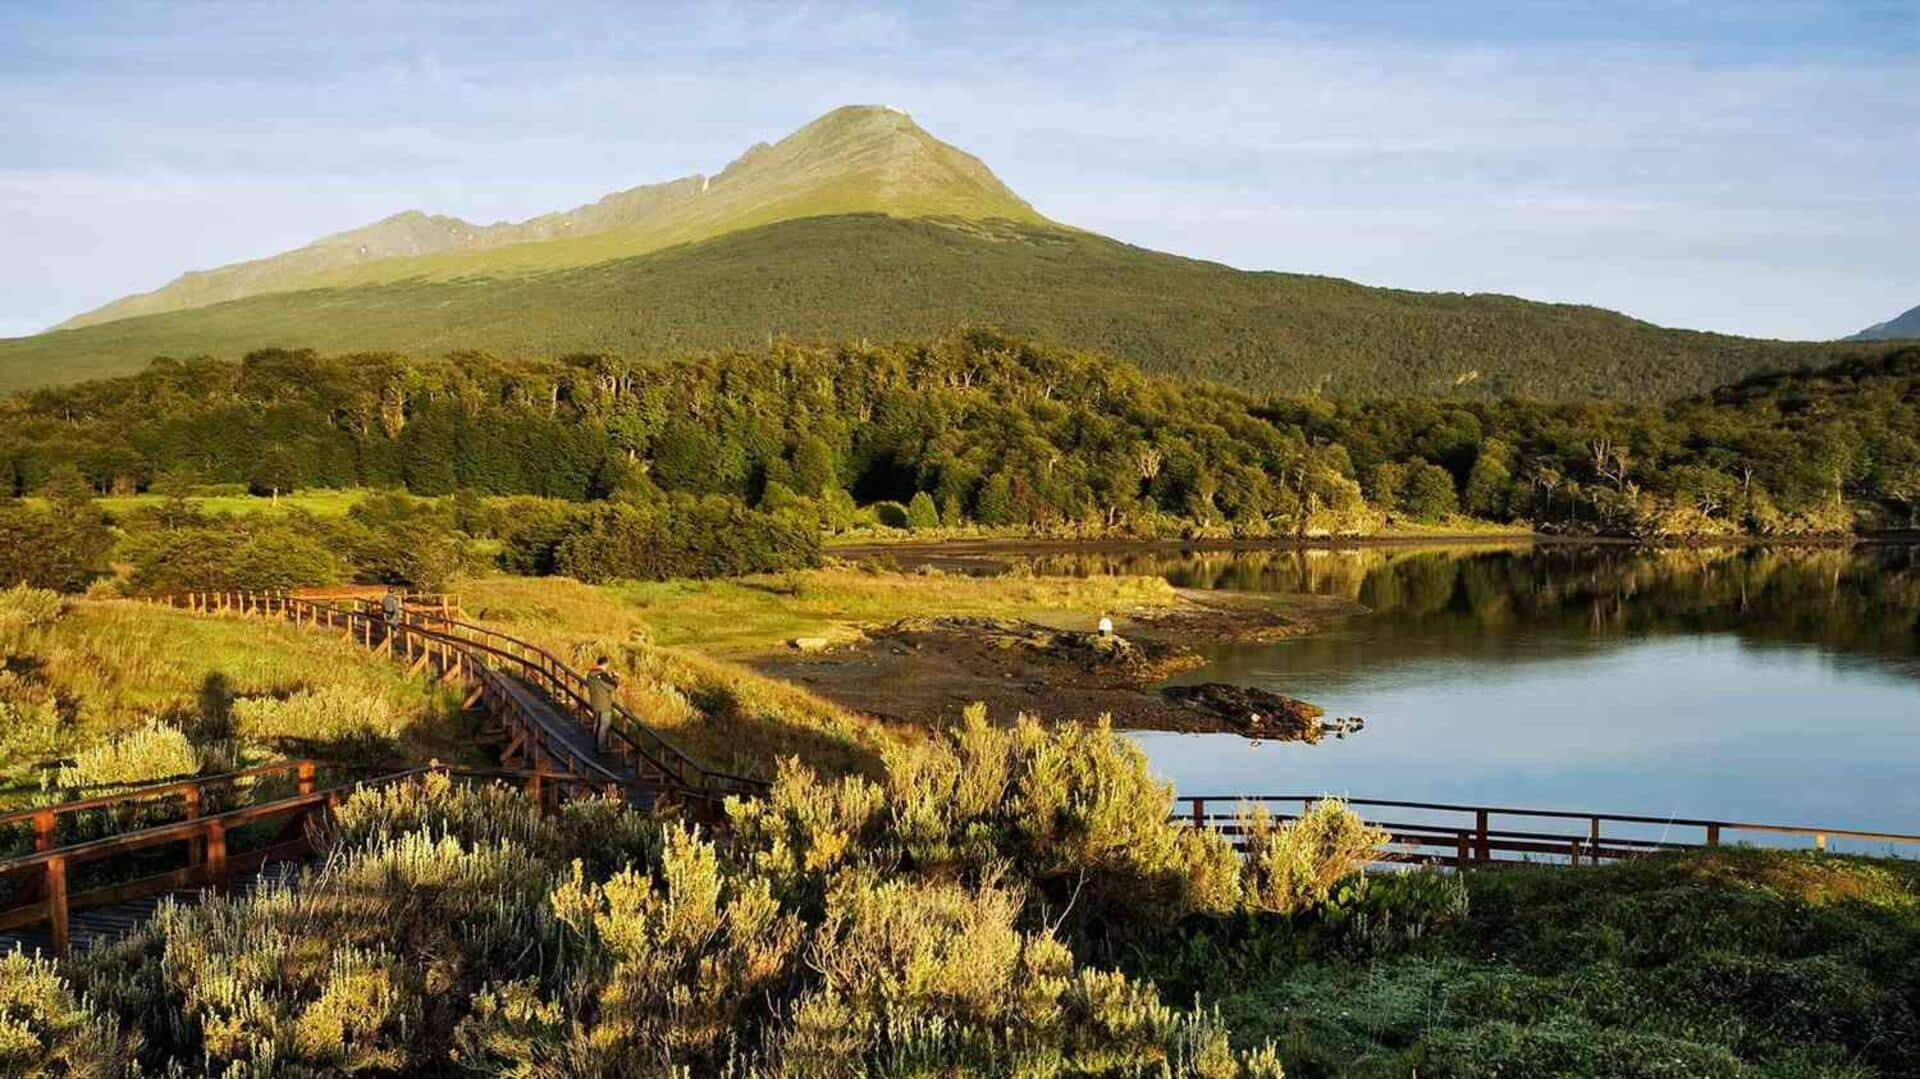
[905,490,940,530]
[549,823,807,1069]
[343,494,480,589]
[115,829,561,1072]
[230,685,402,744]
[0,583,65,633]
[122,517,345,593]
[868,500,910,529]
[0,503,113,592]
[0,950,133,1075]
[1317,869,1471,957]
[56,720,199,791]
[553,496,820,582]
[1239,800,1388,915]
[0,696,66,773]
[729,708,1243,935]
[485,496,589,575]
[771,872,1276,1075]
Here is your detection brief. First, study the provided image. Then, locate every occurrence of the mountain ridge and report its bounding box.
[57,105,1042,330]
[1847,304,1920,342]
[3,213,1887,402]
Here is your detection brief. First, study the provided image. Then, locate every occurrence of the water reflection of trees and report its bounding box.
[1015,544,1920,677]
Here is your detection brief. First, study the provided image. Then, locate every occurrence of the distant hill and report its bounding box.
[1,104,1886,401]
[1847,304,1920,342]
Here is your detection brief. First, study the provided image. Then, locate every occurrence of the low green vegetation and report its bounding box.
[1172,849,1920,1078]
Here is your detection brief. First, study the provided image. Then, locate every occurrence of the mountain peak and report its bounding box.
[1847,303,1920,341]
[53,105,1045,331]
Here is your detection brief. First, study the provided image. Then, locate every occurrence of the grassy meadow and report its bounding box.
[462,563,1188,655]
[24,488,373,518]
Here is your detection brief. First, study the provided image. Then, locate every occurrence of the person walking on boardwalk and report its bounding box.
[587,656,622,752]
[379,585,403,649]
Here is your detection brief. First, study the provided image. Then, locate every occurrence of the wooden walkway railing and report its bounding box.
[0,763,604,956]
[1180,795,1920,866]
[0,588,770,957]
[151,591,766,804]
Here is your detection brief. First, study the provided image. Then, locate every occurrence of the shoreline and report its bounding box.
[746,584,1365,740]
[831,531,1912,562]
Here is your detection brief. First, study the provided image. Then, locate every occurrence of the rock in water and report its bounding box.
[1160,683,1333,742]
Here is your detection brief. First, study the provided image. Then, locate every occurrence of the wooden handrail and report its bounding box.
[0,760,321,830]
[1178,794,1920,847]
[149,591,766,803]
[0,763,607,955]
[1179,794,1920,867]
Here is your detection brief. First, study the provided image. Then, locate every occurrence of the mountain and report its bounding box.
[57,105,1042,330]
[1847,304,1920,342]
[0,105,1893,400]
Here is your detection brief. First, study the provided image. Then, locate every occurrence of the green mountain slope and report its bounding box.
[1848,304,1920,342]
[0,214,1879,401]
[56,105,1041,330]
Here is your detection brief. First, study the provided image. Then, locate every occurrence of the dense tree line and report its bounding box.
[1281,346,1920,536]
[3,335,1915,562]
[0,333,1376,539]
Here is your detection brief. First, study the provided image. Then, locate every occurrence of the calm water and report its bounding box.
[1016,544,1920,843]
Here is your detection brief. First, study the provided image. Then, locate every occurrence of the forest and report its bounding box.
[1,334,1916,596]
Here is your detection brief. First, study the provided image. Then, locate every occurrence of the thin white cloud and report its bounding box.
[0,1,1913,340]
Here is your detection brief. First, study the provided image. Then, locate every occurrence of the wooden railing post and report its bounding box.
[1456,831,1470,868]
[205,819,228,886]
[297,761,315,797]
[1475,809,1490,862]
[1706,824,1721,847]
[46,855,68,956]
[184,785,202,866]
[1190,797,1205,828]
[1589,816,1601,855]
[32,808,54,852]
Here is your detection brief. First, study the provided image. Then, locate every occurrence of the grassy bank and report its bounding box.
[461,564,1194,656]
[25,488,373,518]
[0,593,466,805]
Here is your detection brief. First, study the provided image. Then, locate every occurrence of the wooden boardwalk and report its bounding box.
[0,591,764,957]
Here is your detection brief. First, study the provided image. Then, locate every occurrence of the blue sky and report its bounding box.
[2,1,1915,340]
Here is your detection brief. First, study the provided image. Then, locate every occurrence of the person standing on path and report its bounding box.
[587,657,622,752]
